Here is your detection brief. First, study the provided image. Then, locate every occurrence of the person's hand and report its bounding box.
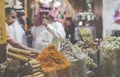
[31,49,39,54]
[31,49,40,58]
[41,18,50,26]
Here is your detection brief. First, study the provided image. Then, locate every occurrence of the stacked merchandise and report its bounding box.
[74,39,98,77]
[100,36,120,77]
[86,26,96,39]
[78,26,98,77]
[36,44,71,77]
[21,59,44,77]
[79,27,92,37]
[3,47,44,77]
[61,39,87,77]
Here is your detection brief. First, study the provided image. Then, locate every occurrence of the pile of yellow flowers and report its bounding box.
[79,27,92,37]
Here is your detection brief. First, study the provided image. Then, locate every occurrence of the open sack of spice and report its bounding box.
[61,39,87,77]
[99,36,120,77]
[74,40,98,77]
[36,44,71,77]
[61,39,98,77]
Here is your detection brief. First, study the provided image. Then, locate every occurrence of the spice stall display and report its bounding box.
[74,37,98,77]
[99,36,120,77]
[61,39,87,77]
[2,47,44,77]
[78,26,98,66]
[61,38,98,77]
[36,44,71,77]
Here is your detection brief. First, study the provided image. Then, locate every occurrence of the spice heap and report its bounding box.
[36,44,70,73]
[61,39,98,77]
[79,27,92,37]
[61,39,87,77]
[99,36,120,77]
[74,40,98,77]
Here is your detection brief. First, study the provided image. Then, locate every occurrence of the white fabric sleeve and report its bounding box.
[46,22,66,40]
[31,26,34,36]
[6,24,14,40]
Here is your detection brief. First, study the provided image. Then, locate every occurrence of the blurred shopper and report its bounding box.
[25,18,33,47]
[74,21,83,42]
[32,4,66,51]
[9,8,27,46]
[5,7,39,54]
[65,17,76,44]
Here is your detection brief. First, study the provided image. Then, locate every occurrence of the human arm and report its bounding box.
[6,23,39,55]
[7,38,39,54]
[46,22,66,40]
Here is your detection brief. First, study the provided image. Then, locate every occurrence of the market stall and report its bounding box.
[3,0,120,77]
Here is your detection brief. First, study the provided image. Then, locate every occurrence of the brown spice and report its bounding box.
[36,44,70,73]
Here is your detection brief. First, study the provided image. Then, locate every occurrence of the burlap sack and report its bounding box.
[113,49,120,77]
[45,65,71,77]
[100,50,114,77]
[70,58,86,77]
[87,49,98,77]
[86,70,95,77]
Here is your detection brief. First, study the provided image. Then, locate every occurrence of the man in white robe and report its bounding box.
[32,5,66,51]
